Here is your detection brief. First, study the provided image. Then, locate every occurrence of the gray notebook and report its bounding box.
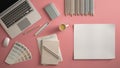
[44,3,60,20]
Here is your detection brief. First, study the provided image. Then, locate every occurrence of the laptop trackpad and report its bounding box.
[17,18,31,31]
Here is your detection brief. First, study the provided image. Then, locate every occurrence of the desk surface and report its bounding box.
[0,0,120,68]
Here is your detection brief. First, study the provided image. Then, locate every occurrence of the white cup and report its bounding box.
[59,24,69,31]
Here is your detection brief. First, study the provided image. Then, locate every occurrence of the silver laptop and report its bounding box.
[0,0,41,38]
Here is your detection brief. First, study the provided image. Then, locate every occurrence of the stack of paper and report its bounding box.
[74,24,115,59]
[37,34,63,65]
[5,42,32,64]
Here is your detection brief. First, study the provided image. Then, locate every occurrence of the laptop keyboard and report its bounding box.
[1,1,33,28]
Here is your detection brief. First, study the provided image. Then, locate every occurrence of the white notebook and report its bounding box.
[41,40,60,65]
[74,24,115,59]
[37,34,63,65]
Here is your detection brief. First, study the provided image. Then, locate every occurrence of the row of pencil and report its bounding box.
[65,0,94,16]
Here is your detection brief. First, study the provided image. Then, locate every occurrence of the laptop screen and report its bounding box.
[0,0,19,13]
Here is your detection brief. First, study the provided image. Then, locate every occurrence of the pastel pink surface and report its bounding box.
[0,0,120,68]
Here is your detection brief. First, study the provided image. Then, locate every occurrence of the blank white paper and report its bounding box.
[74,24,115,59]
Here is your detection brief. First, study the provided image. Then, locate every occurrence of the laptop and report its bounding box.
[0,0,41,38]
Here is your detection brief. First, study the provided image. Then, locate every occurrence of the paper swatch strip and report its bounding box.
[5,42,32,65]
[65,0,94,16]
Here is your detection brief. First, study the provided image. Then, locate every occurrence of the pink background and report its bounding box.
[0,0,120,68]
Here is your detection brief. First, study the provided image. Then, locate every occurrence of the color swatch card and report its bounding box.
[74,24,115,59]
[5,42,32,64]
[37,34,63,65]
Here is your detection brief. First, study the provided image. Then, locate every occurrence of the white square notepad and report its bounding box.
[41,40,60,65]
[37,34,63,65]
[74,24,115,59]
